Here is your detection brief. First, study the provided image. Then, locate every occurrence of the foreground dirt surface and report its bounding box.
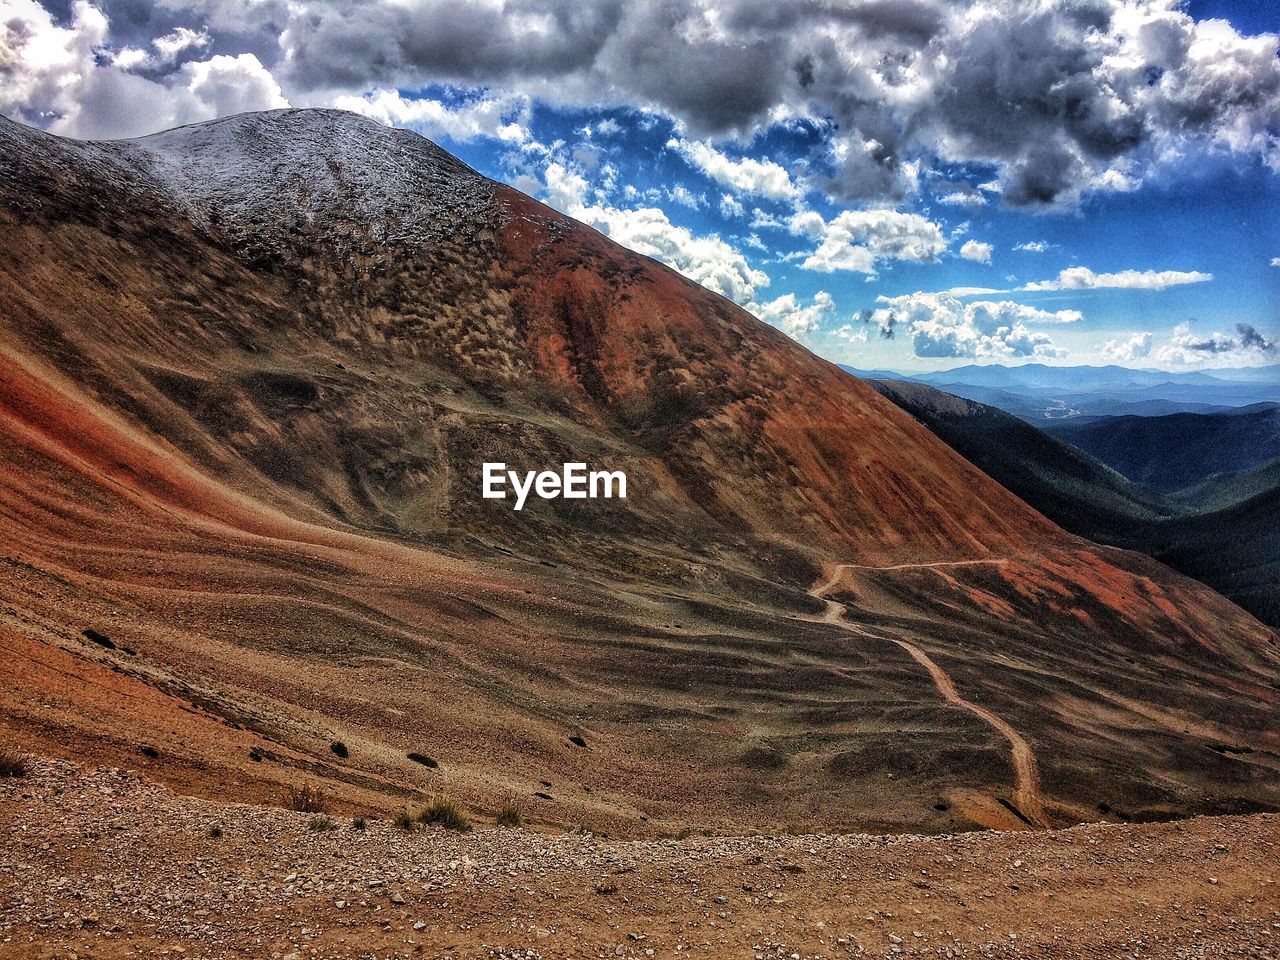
[2,761,1277,959]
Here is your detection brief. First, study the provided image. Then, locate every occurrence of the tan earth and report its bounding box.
[2,110,1280,957]
[2,758,1278,959]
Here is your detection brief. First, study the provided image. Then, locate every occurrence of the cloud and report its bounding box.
[1150,321,1276,365]
[1014,241,1048,253]
[534,160,769,305]
[5,1,1277,208]
[959,239,992,263]
[0,0,286,139]
[114,26,211,70]
[666,184,705,209]
[331,89,532,144]
[1238,323,1276,352]
[667,138,800,200]
[719,193,745,218]
[1101,331,1154,362]
[750,290,836,337]
[1272,257,1280,267]
[868,292,1073,359]
[1023,267,1213,291]
[789,209,947,274]
[937,188,987,208]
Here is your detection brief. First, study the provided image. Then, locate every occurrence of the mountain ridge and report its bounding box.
[2,109,1278,836]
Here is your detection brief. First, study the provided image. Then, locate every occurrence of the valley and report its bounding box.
[0,107,1277,957]
[868,378,1280,628]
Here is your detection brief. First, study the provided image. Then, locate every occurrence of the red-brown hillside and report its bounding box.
[0,109,1277,835]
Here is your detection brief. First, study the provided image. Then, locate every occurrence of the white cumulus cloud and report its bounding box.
[331,89,532,144]
[868,292,1076,359]
[750,290,836,338]
[790,209,947,274]
[1023,267,1213,291]
[668,138,801,200]
[960,239,992,263]
[1102,332,1154,362]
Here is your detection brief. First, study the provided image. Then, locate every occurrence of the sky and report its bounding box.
[1,1,1278,372]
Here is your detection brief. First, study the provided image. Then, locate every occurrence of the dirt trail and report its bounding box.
[809,563,1050,829]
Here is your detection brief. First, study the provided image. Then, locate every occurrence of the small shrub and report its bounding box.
[568,734,587,748]
[330,741,348,759]
[393,809,416,832]
[139,745,159,759]
[407,752,438,769]
[351,817,367,831]
[308,816,337,832]
[286,784,328,814]
[496,805,523,828]
[82,628,115,650]
[416,797,471,833]
[207,824,223,839]
[0,748,28,779]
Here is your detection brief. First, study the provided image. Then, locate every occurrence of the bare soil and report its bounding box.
[2,759,1278,959]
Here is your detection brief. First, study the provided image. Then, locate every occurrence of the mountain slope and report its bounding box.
[1173,456,1280,512]
[1045,405,1280,493]
[871,378,1280,628]
[2,109,1278,835]
[866,379,1184,543]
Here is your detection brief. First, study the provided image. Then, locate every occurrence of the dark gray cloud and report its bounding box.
[5,0,1280,207]
[1236,323,1276,353]
[1185,323,1276,354]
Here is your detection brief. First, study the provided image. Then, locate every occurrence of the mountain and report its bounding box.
[1173,456,1280,512]
[858,362,1280,422]
[866,379,1183,544]
[871,379,1280,628]
[912,363,1278,392]
[1044,404,1280,493]
[2,109,1278,836]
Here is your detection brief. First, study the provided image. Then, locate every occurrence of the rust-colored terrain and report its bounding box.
[1,109,1278,849]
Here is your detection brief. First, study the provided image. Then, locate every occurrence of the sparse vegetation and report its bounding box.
[393,809,416,832]
[568,734,587,748]
[0,748,27,779]
[207,824,223,839]
[308,816,337,832]
[81,628,115,650]
[330,741,348,759]
[407,752,438,769]
[351,817,367,831]
[138,745,159,759]
[416,797,472,832]
[286,784,329,814]
[496,805,523,828]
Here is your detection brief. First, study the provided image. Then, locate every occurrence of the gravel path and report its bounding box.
[2,760,1278,959]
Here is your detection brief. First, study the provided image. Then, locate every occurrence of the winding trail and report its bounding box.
[809,563,1050,829]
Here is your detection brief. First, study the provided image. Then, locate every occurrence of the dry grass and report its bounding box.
[286,784,328,814]
[0,748,28,779]
[416,797,472,833]
[496,805,523,828]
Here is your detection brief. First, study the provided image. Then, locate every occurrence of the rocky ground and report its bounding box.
[1,759,1277,959]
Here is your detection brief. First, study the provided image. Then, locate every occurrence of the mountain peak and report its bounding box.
[2,108,495,260]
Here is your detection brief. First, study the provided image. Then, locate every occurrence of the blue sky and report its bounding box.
[4,0,1279,372]
[429,93,1280,372]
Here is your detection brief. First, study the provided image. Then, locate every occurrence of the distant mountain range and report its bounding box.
[841,363,1280,421]
[869,378,1280,627]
